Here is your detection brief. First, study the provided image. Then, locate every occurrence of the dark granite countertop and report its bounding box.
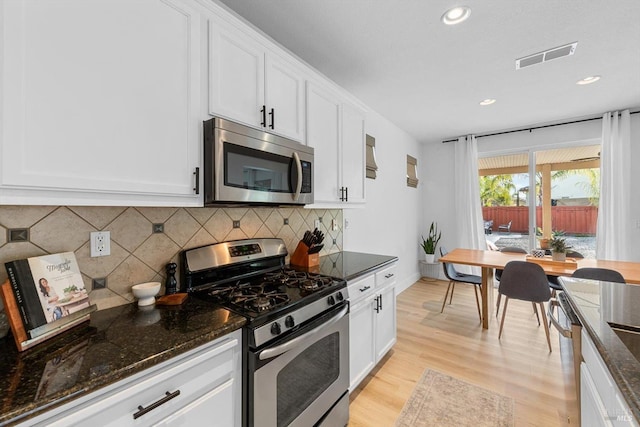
[559,277,640,422]
[0,297,245,426]
[311,251,398,282]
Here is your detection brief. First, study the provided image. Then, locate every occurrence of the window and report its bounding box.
[406,155,418,188]
[366,134,378,179]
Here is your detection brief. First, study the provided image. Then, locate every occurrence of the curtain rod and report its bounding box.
[441,110,640,143]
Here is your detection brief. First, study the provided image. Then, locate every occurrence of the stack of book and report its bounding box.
[1,252,96,351]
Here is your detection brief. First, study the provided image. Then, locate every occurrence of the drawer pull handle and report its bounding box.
[359,285,371,292]
[133,390,181,419]
[385,273,394,278]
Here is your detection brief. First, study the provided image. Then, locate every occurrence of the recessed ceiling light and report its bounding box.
[479,99,496,106]
[576,76,601,85]
[441,6,471,25]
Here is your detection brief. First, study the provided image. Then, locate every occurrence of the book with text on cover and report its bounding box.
[5,252,91,334]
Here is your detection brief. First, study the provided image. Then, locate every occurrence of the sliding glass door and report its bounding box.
[479,145,600,257]
[478,152,531,252]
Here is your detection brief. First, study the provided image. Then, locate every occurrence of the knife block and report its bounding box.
[290,241,319,267]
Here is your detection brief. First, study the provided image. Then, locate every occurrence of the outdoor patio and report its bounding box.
[487,232,596,259]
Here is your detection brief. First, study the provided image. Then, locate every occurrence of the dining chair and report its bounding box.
[439,246,483,322]
[548,250,584,296]
[572,267,625,283]
[494,247,527,317]
[498,261,552,352]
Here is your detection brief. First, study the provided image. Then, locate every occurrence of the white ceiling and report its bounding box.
[215,0,640,144]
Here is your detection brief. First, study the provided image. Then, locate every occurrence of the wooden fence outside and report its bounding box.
[482,206,598,235]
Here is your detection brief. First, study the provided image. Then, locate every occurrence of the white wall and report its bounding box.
[422,113,640,264]
[343,109,422,294]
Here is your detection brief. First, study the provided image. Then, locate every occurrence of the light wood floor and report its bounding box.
[348,278,579,426]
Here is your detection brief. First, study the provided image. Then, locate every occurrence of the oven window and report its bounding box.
[224,143,292,193]
[276,332,340,427]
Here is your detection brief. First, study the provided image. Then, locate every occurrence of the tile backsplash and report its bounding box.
[0,206,343,312]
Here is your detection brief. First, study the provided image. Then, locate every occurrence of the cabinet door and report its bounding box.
[375,285,397,362]
[349,296,376,391]
[1,0,202,205]
[209,16,264,128]
[581,363,614,427]
[265,53,305,142]
[306,82,341,204]
[340,101,366,204]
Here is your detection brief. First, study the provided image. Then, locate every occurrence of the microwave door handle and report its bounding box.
[292,152,303,201]
[258,304,348,361]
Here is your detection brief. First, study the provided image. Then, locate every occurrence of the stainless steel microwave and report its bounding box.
[203,117,313,206]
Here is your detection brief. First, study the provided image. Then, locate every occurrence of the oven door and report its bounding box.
[205,118,313,205]
[249,304,349,427]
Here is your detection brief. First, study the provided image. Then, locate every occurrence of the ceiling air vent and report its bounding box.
[516,42,578,70]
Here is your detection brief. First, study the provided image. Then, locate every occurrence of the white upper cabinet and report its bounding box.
[306,82,341,205]
[209,16,305,142]
[306,81,366,206]
[340,101,366,204]
[0,0,203,206]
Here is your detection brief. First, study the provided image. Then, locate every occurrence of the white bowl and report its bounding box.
[132,282,161,306]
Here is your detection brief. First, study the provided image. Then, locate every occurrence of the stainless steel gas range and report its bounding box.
[180,238,349,427]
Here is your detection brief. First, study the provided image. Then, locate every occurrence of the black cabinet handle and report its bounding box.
[269,108,275,129]
[193,167,200,194]
[379,294,383,311]
[340,187,348,202]
[260,105,266,127]
[359,285,371,292]
[133,390,181,420]
[385,273,394,279]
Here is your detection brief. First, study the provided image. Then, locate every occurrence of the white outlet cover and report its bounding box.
[90,231,111,257]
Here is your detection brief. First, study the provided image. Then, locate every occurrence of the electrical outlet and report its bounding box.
[314,219,320,229]
[90,231,111,257]
[331,219,339,231]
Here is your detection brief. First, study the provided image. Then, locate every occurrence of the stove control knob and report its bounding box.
[336,292,344,302]
[270,322,282,335]
[327,295,336,305]
[285,315,295,328]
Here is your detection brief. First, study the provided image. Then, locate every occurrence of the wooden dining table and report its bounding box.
[438,248,640,329]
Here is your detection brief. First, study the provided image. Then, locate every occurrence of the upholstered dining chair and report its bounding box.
[494,246,528,317]
[548,250,584,297]
[572,267,626,283]
[439,246,483,322]
[498,261,553,352]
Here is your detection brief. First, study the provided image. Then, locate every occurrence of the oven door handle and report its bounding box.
[259,305,348,361]
[548,298,573,338]
[291,152,303,202]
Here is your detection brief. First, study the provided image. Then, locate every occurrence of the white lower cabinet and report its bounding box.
[348,262,397,390]
[19,331,242,427]
[581,329,638,427]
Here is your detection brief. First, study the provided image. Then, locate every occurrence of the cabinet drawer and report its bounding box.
[375,264,397,288]
[31,333,240,427]
[348,274,375,305]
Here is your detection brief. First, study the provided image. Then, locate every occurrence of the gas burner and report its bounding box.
[298,279,321,292]
[265,270,308,284]
[230,283,290,313]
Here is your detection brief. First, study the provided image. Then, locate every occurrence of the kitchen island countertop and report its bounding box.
[560,277,640,422]
[0,297,245,426]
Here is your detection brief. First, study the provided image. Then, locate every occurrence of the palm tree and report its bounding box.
[479,175,516,206]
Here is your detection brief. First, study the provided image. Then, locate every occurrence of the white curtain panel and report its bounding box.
[454,135,487,271]
[596,110,631,261]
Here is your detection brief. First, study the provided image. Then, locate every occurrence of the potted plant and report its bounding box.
[549,235,570,261]
[421,222,441,263]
